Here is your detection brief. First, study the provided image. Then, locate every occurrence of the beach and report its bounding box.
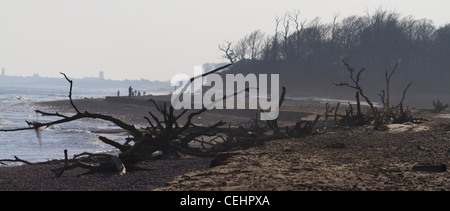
[0,96,448,191]
[158,121,449,191]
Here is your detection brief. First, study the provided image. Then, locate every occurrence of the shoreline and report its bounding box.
[34,95,322,126]
[1,96,448,190]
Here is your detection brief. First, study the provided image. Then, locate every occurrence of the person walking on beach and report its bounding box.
[128,86,134,97]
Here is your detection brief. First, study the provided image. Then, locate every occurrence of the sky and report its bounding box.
[0,0,449,81]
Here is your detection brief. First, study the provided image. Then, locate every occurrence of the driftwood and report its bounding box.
[265,86,286,135]
[334,60,420,129]
[0,156,34,166]
[0,66,232,175]
[378,63,414,124]
[432,99,448,113]
[335,60,381,129]
[0,64,322,176]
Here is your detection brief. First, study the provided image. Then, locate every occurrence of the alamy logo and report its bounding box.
[170,65,280,120]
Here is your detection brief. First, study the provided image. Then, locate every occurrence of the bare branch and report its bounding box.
[0,156,33,166]
[383,62,400,109]
[219,41,235,64]
[397,81,413,110]
[1,103,142,140]
[98,136,130,152]
[334,82,358,89]
[336,60,380,128]
[60,72,81,114]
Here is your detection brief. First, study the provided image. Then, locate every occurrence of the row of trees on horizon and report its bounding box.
[218,9,450,101]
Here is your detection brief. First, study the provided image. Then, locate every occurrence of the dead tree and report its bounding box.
[219,41,236,64]
[323,103,334,131]
[381,63,400,112]
[0,63,323,176]
[354,92,365,125]
[3,63,310,176]
[335,60,381,129]
[432,99,448,113]
[143,100,226,157]
[282,13,291,60]
[0,65,233,176]
[265,86,286,134]
[391,81,413,123]
[378,62,413,123]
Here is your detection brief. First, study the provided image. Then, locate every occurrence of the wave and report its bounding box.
[47,93,67,97]
[0,87,129,163]
[14,96,28,101]
[63,128,92,134]
[292,96,383,108]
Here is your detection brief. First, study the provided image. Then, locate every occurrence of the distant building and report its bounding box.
[1,67,4,76]
[99,71,104,80]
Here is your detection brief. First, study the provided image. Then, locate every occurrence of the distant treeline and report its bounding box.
[219,10,450,106]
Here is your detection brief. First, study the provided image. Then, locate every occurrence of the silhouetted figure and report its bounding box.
[128,86,134,97]
[117,90,120,97]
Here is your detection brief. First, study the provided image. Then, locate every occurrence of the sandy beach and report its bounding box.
[0,96,448,191]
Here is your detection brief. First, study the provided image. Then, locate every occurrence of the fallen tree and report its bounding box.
[0,67,232,176]
[0,64,320,177]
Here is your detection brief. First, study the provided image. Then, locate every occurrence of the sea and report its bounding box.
[0,86,128,165]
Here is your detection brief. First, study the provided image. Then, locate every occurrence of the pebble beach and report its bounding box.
[0,96,448,191]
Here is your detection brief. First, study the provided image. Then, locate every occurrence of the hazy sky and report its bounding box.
[1,0,449,81]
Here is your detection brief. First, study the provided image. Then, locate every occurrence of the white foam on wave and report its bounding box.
[292,96,383,107]
[14,96,28,101]
[64,128,92,134]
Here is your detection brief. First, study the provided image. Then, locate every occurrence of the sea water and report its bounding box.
[0,87,127,164]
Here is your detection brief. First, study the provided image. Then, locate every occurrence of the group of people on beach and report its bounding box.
[116,86,146,97]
